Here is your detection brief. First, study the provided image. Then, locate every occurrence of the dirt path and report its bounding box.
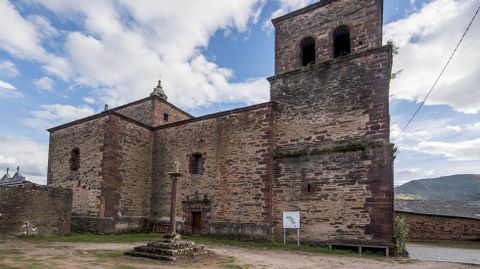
[208,245,479,269]
[0,239,478,269]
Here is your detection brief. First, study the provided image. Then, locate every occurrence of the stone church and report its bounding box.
[47,0,394,247]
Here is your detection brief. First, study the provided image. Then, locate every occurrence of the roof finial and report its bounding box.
[17,166,19,173]
[150,79,168,100]
[6,167,9,175]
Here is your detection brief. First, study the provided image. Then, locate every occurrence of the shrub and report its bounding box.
[393,216,409,254]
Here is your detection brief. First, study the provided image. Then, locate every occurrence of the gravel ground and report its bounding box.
[0,239,479,269]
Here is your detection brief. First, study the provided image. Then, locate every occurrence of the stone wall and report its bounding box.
[115,97,192,127]
[151,104,274,240]
[100,114,153,233]
[396,212,480,241]
[269,46,393,245]
[152,98,192,127]
[0,184,72,236]
[115,98,154,126]
[273,0,383,74]
[48,114,153,233]
[48,116,108,219]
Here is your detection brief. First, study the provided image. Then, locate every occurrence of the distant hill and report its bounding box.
[395,174,480,201]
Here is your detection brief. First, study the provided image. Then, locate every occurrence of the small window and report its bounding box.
[300,36,316,66]
[333,25,351,58]
[302,182,314,194]
[190,153,204,175]
[164,113,169,122]
[70,148,80,171]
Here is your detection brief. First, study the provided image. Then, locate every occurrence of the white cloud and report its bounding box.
[23,104,95,130]
[397,167,435,177]
[0,155,16,165]
[0,60,19,77]
[21,0,269,108]
[83,97,96,104]
[0,80,15,90]
[385,0,480,114]
[445,122,480,133]
[0,0,72,80]
[0,0,48,60]
[27,15,59,38]
[0,79,23,97]
[33,77,54,92]
[0,135,48,184]
[33,76,54,92]
[415,138,480,161]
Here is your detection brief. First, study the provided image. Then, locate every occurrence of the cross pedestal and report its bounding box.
[125,167,208,262]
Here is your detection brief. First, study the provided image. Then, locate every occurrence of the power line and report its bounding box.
[392,4,480,142]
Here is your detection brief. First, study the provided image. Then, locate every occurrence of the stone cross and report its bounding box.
[167,161,182,235]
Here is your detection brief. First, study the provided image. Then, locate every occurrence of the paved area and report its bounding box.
[407,242,480,265]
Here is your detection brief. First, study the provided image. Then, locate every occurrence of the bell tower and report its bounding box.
[272,0,383,75]
[269,0,395,246]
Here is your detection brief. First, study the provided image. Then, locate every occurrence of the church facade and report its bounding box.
[47,0,394,247]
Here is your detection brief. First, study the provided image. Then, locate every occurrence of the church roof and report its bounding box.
[48,80,195,133]
[395,199,480,220]
[0,167,27,186]
[1,171,11,181]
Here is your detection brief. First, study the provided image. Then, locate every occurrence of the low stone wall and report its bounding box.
[396,211,480,241]
[209,223,273,241]
[0,184,72,236]
[72,216,149,234]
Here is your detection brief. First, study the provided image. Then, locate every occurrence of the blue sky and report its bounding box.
[0,0,479,185]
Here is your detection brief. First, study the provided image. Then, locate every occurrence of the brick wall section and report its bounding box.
[48,116,108,218]
[273,0,383,75]
[271,47,392,147]
[115,98,154,126]
[48,114,153,233]
[396,212,480,241]
[152,98,192,126]
[0,184,72,236]
[113,115,153,231]
[115,97,192,127]
[269,46,393,245]
[151,104,274,239]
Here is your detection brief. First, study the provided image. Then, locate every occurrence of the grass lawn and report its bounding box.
[20,232,376,257]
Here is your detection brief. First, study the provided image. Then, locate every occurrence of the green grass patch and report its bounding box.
[20,233,387,258]
[25,263,51,269]
[82,250,124,259]
[112,265,136,269]
[0,265,17,269]
[219,256,250,269]
[0,249,24,256]
[182,235,352,256]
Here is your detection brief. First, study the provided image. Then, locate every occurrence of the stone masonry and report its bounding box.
[0,183,72,236]
[396,212,480,241]
[47,0,394,247]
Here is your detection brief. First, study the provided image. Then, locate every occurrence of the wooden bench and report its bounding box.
[328,243,390,257]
